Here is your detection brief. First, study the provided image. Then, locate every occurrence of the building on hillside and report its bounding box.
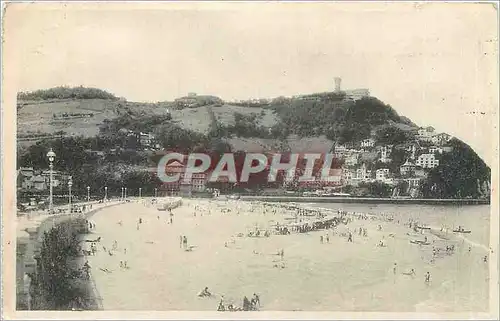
[417,126,435,142]
[414,167,428,179]
[361,138,375,148]
[400,160,416,176]
[376,168,391,181]
[342,168,354,183]
[416,153,439,169]
[345,152,360,166]
[333,77,370,101]
[379,145,393,163]
[346,163,372,185]
[138,132,155,148]
[406,143,419,160]
[431,133,453,146]
[428,146,443,154]
[345,89,370,101]
[404,178,421,191]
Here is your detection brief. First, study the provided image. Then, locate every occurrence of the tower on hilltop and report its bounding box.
[334,77,342,92]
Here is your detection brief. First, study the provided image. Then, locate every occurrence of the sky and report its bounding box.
[3,2,498,166]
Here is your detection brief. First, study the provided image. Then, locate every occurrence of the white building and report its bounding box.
[400,160,416,176]
[431,133,453,146]
[345,89,370,101]
[379,145,393,163]
[376,168,391,181]
[342,168,354,182]
[361,138,375,148]
[417,126,435,142]
[345,152,360,167]
[406,143,418,160]
[416,153,440,169]
[333,144,349,158]
[428,146,443,154]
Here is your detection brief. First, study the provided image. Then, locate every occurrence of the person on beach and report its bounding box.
[425,272,431,283]
[484,255,488,263]
[243,296,251,311]
[326,234,330,243]
[253,293,260,308]
[280,249,285,260]
[403,268,416,277]
[393,263,397,275]
[198,287,212,297]
[320,235,324,244]
[180,235,183,248]
[348,232,353,243]
[183,236,188,249]
[139,218,142,224]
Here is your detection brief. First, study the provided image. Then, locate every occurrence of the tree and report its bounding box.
[420,138,490,199]
[375,126,411,145]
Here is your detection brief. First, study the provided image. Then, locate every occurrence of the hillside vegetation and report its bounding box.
[18,86,118,101]
[16,86,491,199]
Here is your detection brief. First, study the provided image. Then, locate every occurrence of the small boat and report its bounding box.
[416,226,431,230]
[453,229,471,234]
[410,240,430,245]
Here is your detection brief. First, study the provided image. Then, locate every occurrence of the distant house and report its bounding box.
[416,153,439,169]
[32,175,47,191]
[417,126,435,142]
[345,89,370,101]
[345,152,360,166]
[379,145,393,163]
[376,168,391,181]
[428,146,443,154]
[400,160,416,176]
[431,133,453,146]
[138,132,155,147]
[405,143,419,160]
[360,138,375,148]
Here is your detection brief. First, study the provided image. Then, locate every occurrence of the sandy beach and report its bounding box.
[82,198,489,312]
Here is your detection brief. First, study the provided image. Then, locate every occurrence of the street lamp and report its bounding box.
[124,187,127,199]
[121,187,124,200]
[68,177,73,214]
[104,186,108,202]
[154,187,158,198]
[87,186,90,202]
[139,187,142,198]
[46,148,56,214]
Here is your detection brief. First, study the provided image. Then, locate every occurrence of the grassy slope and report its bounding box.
[16,99,411,154]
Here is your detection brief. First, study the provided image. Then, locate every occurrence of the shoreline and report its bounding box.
[238,196,490,205]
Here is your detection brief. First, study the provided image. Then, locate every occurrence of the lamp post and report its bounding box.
[46,149,56,214]
[87,186,90,202]
[68,177,73,214]
[124,187,127,199]
[139,187,142,198]
[154,187,158,198]
[104,186,108,202]
[121,187,124,201]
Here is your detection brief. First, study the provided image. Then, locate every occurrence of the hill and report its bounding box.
[16,86,491,200]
